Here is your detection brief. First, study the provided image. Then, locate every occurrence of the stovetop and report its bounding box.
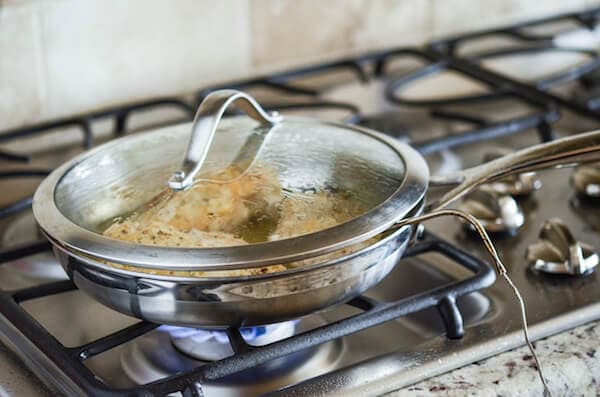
[2,8,600,397]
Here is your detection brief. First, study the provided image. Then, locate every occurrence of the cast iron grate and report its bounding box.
[430,8,600,56]
[426,7,600,119]
[0,230,495,396]
[381,8,600,154]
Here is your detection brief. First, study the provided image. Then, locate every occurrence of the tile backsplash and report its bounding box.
[0,0,598,131]
[251,0,431,69]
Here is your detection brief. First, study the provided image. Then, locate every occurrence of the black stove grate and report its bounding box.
[0,231,495,396]
[430,8,600,56]
[0,170,50,219]
[427,8,600,119]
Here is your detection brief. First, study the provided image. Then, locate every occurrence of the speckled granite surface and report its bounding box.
[388,320,600,396]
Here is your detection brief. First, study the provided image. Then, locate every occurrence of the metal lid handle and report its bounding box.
[168,89,282,190]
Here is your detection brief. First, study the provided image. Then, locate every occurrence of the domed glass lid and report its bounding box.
[35,90,428,270]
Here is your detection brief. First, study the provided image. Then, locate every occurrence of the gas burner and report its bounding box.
[458,188,525,234]
[571,162,600,198]
[527,218,599,276]
[1,212,67,281]
[120,317,343,395]
[166,321,297,361]
[481,148,542,196]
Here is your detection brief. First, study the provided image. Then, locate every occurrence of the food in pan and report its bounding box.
[269,190,364,241]
[103,220,247,248]
[101,165,370,277]
[104,165,282,242]
[103,166,365,247]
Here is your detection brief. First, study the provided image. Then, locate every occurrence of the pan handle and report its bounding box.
[426,129,600,212]
[168,89,282,191]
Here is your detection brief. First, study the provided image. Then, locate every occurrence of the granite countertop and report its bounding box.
[389,320,600,396]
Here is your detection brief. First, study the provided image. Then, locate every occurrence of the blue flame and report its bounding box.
[159,321,297,345]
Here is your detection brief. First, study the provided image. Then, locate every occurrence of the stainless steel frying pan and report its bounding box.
[33,90,600,328]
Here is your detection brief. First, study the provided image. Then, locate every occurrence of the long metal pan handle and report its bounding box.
[168,89,282,190]
[427,129,600,212]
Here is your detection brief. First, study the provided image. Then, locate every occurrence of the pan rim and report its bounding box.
[46,219,416,283]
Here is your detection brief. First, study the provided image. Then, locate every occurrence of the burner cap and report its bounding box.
[458,188,525,234]
[527,218,599,276]
[571,163,600,198]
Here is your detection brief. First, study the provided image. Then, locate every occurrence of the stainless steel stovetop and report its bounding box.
[2,9,600,396]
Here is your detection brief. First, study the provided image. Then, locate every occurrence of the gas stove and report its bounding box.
[2,8,600,397]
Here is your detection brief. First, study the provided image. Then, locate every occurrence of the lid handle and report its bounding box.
[168,89,282,190]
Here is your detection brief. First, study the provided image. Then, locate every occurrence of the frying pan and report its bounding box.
[33,90,600,327]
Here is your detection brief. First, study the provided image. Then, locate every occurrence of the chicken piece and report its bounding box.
[103,219,246,248]
[103,219,288,276]
[149,166,283,233]
[270,191,364,241]
[268,190,374,268]
[104,165,282,243]
[101,167,378,278]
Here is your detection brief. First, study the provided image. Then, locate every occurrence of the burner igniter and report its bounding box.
[571,163,600,198]
[527,218,599,276]
[458,188,525,234]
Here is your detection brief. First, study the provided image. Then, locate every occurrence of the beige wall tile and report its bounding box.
[350,0,432,52]
[431,0,587,38]
[39,0,251,119]
[0,2,44,130]
[251,0,431,70]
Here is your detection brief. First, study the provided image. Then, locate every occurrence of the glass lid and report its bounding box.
[35,90,428,270]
